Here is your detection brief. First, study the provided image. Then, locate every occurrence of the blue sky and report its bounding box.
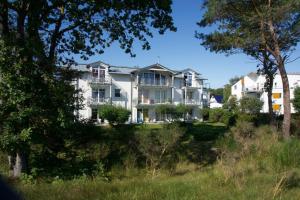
[74,0,300,88]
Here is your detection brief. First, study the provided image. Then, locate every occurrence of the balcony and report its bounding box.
[242,87,263,93]
[185,99,201,105]
[137,98,172,106]
[88,77,111,86]
[87,97,111,106]
[137,78,172,87]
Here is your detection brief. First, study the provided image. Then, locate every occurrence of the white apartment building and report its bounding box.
[72,61,209,123]
[231,72,300,114]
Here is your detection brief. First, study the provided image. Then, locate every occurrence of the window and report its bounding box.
[115,89,121,97]
[92,68,98,78]
[155,90,160,103]
[273,104,281,111]
[92,89,98,100]
[234,85,237,90]
[272,93,281,99]
[99,69,105,78]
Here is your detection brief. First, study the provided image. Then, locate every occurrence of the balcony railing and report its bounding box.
[89,77,111,85]
[185,99,201,105]
[87,97,111,105]
[138,98,172,105]
[243,87,263,93]
[137,78,172,87]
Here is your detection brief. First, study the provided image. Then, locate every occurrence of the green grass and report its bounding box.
[16,167,300,200]
[4,122,300,200]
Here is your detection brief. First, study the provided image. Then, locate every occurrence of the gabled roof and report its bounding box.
[132,63,177,74]
[109,66,138,74]
[178,68,201,75]
[87,61,110,68]
[67,64,89,72]
[247,72,258,81]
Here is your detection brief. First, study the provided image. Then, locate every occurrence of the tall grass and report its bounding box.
[5,123,300,199]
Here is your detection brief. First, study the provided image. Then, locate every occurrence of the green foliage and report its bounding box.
[209,108,225,122]
[220,110,236,127]
[98,105,130,125]
[174,104,192,120]
[293,87,300,113]
[239,96,263,115]
[155,104,175,121]
[135,123,185,175]
[209,88,223,97]
[223,96,238,112]
[200,107,210,121]
[272,140,300,170]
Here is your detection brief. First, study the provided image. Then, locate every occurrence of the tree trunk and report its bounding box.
[12,151,27,177]
[267,19,291,138]
[267,89,274,124]
[278,62,291,138]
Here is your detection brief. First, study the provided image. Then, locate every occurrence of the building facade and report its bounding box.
[73,61,209,123]
[231,72,300,114]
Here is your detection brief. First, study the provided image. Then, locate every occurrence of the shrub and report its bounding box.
[200,107,210,121]
[173,104,192,120]
[98,105,130,125]
[209,108,225,122]
[231,121,255,139]
[239,96,263,114]
[223,96,238,111]
[135,122,185,176]
[155,104,175,121]
[293,87,300,113]
[220,110,236,126]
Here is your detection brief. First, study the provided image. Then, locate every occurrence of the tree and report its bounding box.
[197,0,300,138]
[174,104,192,120]
[0,0,176,177]
[223,76,241,103]
[98,105,130,125]
[223,96,238,112]
[209,88,223,97]
[155,104,174,121]
[240,96,264,115]
[293,87,300,113]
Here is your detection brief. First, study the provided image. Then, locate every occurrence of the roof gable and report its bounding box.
[133,63,176,74]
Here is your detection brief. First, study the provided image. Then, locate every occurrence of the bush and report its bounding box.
[293,87,300,113]
[174,104,192,120]
[209,108,225,122]
[135,122,185,176]
[98,105,130,125]
[200,107,210,121]
[231,121,255,139]
[220,110,236,126]
[239,96,263,114]
[155,104,175,121]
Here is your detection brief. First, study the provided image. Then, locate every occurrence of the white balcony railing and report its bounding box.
[185,99,201,105]
[137,78,172,87]
[88,97,111,105]
[243,87,263,93]
[89,77,111,85]
[137,97,172,105]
